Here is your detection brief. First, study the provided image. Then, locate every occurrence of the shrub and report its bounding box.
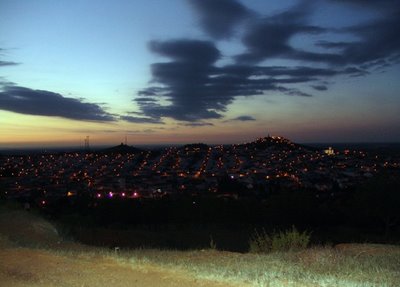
[271,226,311,251]
[249,226,311,253]
[209,235,217,250]
[249,228,272,253]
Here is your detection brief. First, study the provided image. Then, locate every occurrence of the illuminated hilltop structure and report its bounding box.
[324,147,335,156]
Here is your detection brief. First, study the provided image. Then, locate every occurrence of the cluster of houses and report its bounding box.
[1,136,398,204]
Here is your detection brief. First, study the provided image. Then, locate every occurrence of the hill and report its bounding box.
[239,135,314,151]
[102,143,142,154]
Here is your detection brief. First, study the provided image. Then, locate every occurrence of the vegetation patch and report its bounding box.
[249,226,311,253]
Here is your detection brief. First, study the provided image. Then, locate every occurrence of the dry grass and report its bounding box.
[111,246,400,287]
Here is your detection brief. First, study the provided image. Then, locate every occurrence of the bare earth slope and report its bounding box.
[0,247,236,287]
[0,208,60,247]
[0,207,240,287]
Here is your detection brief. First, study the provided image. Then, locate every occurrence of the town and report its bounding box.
[1,135,398,207]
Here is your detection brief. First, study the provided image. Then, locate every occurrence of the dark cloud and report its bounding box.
[0,60,19,67]
[311,85,328,91]
[149,39,220,64]
[342,67,369,77]
[134,97,158,102]
[236,0,400,70]
[137,87,169,97]
[0,77,15,86]
[331,0,399,10]
[338,15,400,67]
[135,39,368,122]
[181,122,214,127]
[0,85,115,122]
[312,3,400,69]
[136,39,228,122]
[127,129,156,134]
[188,0,251,39]
[0,48,19,67]
[245,65,339,77]
[120,115,164,124]
[232,115,256,121]
[236,1,334,63]
[275,86,312,97]
[315,40,353,50]
[134,1,399,123]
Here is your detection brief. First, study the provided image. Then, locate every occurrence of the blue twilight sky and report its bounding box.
[0,0,399,147]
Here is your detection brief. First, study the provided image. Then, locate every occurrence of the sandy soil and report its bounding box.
[0,247,238,287]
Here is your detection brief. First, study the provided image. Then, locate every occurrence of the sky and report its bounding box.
[0,0,399,148]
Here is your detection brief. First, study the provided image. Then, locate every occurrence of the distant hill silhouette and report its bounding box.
[239,135,314,151]
[102,143,142,154]
[181,143,209,150]
[102,136,317,153]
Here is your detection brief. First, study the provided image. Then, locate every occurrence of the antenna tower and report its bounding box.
[84,136,90,151]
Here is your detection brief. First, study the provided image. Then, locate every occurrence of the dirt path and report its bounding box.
[0,247,239,287]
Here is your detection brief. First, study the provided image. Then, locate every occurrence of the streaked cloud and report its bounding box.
[120,115,164,124]
[180,122,214,127]
[231,115,256,122]
[0,85,116,122]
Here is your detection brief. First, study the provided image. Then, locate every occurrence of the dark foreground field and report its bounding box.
[1,204,399,287]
